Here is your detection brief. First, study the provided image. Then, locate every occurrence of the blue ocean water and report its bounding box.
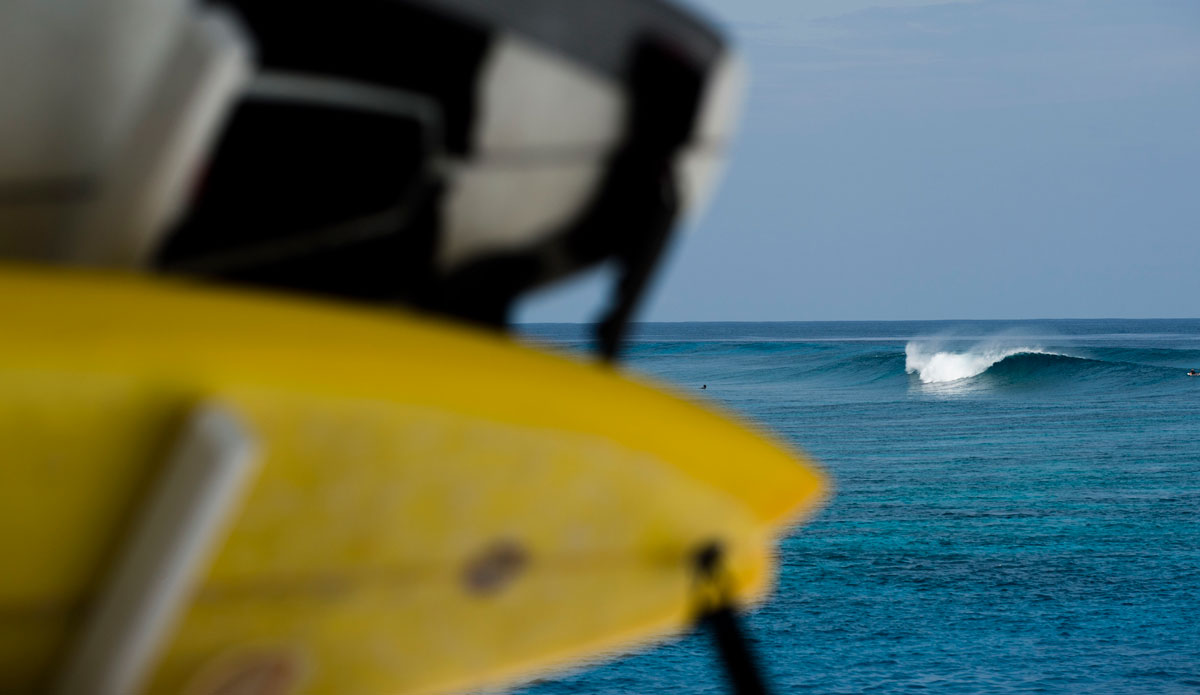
[517,320,1200,694]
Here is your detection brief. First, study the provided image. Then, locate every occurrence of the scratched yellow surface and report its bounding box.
[0,264,826,695]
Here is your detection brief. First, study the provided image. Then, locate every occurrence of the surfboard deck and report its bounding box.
[0,264,826,695]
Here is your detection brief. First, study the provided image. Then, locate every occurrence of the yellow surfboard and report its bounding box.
[0,264,825,695]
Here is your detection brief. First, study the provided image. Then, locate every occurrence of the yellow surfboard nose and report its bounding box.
[0,264,826,695]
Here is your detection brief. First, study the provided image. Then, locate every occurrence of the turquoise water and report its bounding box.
[517,320,1200,694]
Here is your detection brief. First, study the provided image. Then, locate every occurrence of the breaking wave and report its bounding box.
[904,342,1065,384]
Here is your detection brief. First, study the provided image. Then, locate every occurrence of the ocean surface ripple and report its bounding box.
[518,319,1200,694]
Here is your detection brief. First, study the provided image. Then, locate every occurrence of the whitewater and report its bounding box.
[903,341,1060,383]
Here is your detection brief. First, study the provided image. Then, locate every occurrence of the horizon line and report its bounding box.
[517,317,1200,325]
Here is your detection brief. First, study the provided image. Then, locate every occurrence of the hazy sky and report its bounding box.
[518,0,1200,322]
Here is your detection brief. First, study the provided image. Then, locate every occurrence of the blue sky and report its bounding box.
[518,0,1200,322]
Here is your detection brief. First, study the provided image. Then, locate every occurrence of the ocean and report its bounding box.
[516,319,1200,694]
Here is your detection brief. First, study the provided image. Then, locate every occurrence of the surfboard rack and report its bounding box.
[52,404,260,695]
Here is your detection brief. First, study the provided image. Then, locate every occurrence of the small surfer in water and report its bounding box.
[701,384,707,389]
[1188,369,1199,377]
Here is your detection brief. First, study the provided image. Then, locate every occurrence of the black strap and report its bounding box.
[595,171,678,361]
[693,543,772,695]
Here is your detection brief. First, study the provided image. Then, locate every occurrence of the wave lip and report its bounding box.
[904,342,1059,384]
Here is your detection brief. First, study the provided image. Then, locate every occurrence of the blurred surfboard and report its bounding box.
[0,264,825,695]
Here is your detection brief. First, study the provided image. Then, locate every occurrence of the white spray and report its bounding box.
[904,340,1057,384]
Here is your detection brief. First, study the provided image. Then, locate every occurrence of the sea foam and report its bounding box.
[904,341,1052,383]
